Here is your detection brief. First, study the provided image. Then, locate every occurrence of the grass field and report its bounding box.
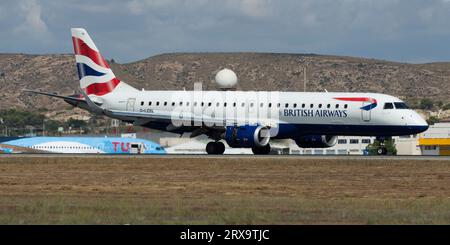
[0,155,449,224]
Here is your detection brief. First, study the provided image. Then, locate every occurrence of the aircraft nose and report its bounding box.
[412,112,429,133]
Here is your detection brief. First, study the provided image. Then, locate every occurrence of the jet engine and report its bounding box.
[294,135,338,148]
[225,125,270,148]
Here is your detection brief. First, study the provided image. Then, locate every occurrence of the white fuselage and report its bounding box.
[94,89,428,137]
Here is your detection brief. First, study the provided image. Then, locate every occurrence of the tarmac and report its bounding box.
[1,153,449,161]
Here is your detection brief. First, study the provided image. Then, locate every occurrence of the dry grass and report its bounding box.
[0,156,449,224]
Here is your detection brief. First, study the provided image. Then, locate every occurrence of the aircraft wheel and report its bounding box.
[216,142,225,155]
[252,144,271,155]
[377,147,387,155]
[206,142,216,154]
[206,142,225,155]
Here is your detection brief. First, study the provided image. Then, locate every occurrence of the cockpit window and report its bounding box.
[383,103,394,109]
[394,102,409,109]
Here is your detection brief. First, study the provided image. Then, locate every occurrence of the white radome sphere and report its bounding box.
[215,69,238,88]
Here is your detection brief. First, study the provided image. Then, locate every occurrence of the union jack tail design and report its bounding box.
[71,28,121,96]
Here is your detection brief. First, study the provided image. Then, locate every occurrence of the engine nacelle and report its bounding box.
[225,125,270,148]
[294,135,338,148]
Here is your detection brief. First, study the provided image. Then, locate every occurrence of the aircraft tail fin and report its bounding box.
[71,28,137,96]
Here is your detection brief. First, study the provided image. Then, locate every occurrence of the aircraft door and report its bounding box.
[126,98,136,112]
[361,101,371,122]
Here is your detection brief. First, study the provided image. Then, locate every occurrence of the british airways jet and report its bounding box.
[26,28,428,155]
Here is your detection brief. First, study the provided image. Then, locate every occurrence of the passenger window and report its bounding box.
[277,103,280,108]
[141,101,144,106]
[149,101,152,106]
[302,104,305,108]
[201,102,204,106]
[179,102,183,106]
[224,102,227,107]
[285,103,289,108]
[164,102,167,106]
[260,103,264,107]
[233,102,236,107]
[384,103,394,109]
[241,102,245,107]
[344,104,348,109]
[293,103,297,108]
[172,102,175,106]
[156,102,160,106]
[310,104,314,108]
[336,104,339,109]
[250,103,254,107]
[318,104,322,108]
[208,102,212,107]
[327,104,331,109]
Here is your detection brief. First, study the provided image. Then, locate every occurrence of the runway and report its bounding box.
[1,153,449,161]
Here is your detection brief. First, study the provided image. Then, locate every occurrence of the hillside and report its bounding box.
[0,53,449,111]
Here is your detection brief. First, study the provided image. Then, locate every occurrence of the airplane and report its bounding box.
[26,28,429,155]
[0,136,166,154]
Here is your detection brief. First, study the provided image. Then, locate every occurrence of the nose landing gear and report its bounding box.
[376,136,389,155]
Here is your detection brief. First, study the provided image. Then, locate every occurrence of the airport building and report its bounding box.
[288,136,420,155]
[418,122,450,156]
[289,136,373,155]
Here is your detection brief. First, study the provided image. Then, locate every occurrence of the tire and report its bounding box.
[377,147,387,155]
[206,142,225,155]
[252,144,271,155]
[206,142,217,154]
[216,142,225,155]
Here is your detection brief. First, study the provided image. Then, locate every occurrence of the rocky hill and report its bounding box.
[0,53,449,111]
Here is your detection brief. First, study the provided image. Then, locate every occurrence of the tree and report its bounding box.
[419,98,434,110]
[366,139,397,155]
[427,116,440,125]
[384,139,397,155]
[443,103,450,111]
[44,120,63,133]
[65,118,87,129]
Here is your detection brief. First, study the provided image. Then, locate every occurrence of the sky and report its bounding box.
[1,0,450,63]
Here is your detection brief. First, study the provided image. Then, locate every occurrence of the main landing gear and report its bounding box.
[206,141,226,155]
[206,142,272,155]
[251,144,271,155]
